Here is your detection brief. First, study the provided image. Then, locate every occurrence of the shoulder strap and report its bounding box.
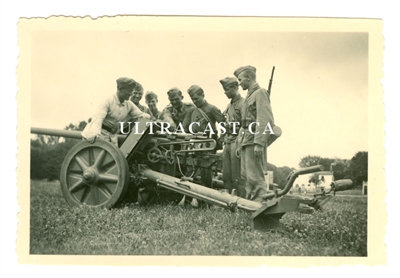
[196,107,211,122]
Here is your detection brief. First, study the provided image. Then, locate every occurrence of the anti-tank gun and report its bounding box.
[31,119,354,230]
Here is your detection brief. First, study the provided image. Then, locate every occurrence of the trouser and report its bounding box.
[241,144,267,199]
[222,141,244,195]
[98,129,119,147]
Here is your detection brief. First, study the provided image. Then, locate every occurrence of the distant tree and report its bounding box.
[308,173,320,185]
[299,155,335,172]
[347,151,368,186]
[275,166,295,188]
[331,159,349,180]
[65,119,90,131]
[30,120,90,180]
[266,163,295,188]
[299,155,322,168]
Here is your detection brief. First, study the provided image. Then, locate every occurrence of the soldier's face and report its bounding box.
[130,90,143,103]
[190,93,204,107]
[118,87,134,101]
[238,72,249,90]
[146,98,158,109]
[168,94,183,108]
[224,85,237,99]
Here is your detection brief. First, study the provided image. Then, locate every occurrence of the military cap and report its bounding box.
[145,91,158,101]
[167,87,183,97]
[233,65,256,78]
[116,77,136,89]
[134,82,143,93]
[219,77,238,88]
[187,85,204,97]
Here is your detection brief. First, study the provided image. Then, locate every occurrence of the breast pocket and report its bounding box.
[248,102,257,119]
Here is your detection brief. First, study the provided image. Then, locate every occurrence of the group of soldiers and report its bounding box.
[81,65,275,203]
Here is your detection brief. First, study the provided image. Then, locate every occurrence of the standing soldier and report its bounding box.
[219,77,246,197]
[234,66,275,202]
[81,77,151,147]
[159,87,195,131]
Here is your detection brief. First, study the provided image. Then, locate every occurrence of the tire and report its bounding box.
[60,140,129,208]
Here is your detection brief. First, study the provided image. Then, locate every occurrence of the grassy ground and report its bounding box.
[30,180,367,256]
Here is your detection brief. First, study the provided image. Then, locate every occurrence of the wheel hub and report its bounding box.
[83,168,98,183]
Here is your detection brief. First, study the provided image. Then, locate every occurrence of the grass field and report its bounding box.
[30,180,367,256]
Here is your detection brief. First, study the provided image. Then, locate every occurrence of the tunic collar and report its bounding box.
[231,94,242,104]
[197,100,208,109]
[114,93,125,106]
[247,83,261,97]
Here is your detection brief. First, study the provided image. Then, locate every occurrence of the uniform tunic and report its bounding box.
[81,93,149,146]
[222,94,245,194]
[159,102,196,130]
[182,100,226,136]
[131,102,152,121]
[150,108,161,120]
[238,83,274,199]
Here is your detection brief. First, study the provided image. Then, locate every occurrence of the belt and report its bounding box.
[102,124,117,134]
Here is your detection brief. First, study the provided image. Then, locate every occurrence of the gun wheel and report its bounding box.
[60,140,129,208]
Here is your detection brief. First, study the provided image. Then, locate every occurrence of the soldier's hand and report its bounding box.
[254,144,263,159]
[216,137,224,150]
[87,136,96,144]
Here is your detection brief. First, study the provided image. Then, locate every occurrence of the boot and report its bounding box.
[252,188,267,203]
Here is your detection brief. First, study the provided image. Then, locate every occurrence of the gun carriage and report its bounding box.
[31,117,353,231]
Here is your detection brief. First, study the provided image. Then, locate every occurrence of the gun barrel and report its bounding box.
[31,127,127,143]
[31,127,83,139]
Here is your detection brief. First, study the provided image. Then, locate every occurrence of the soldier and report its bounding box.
[182,85,226,139]
[129,82,152,120]
[81,77,151,147]
[234,65,275,202]
[219,77,246,197]
[159,87,195,131]
[145,91,161,119]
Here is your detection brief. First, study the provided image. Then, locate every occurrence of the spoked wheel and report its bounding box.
[60,140,130,208]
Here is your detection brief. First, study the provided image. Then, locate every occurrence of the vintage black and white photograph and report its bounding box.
[16,15,384,266]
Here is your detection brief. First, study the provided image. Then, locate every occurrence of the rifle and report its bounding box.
[267,66,275,96]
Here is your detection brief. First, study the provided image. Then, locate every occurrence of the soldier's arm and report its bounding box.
[254,89,274,146]
[81,98,110,141]
[211,105,227,123]
[181,108,194,133]
[128,101,151,119]
[159,108,176,130]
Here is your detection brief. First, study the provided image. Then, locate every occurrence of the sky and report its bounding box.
[30,24,368,168]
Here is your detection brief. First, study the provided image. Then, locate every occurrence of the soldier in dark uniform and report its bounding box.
[159,87,195,131]
[219,77,246,197]
[234,65,275,202]
[182,85,226,139]
[158,88,197,206]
